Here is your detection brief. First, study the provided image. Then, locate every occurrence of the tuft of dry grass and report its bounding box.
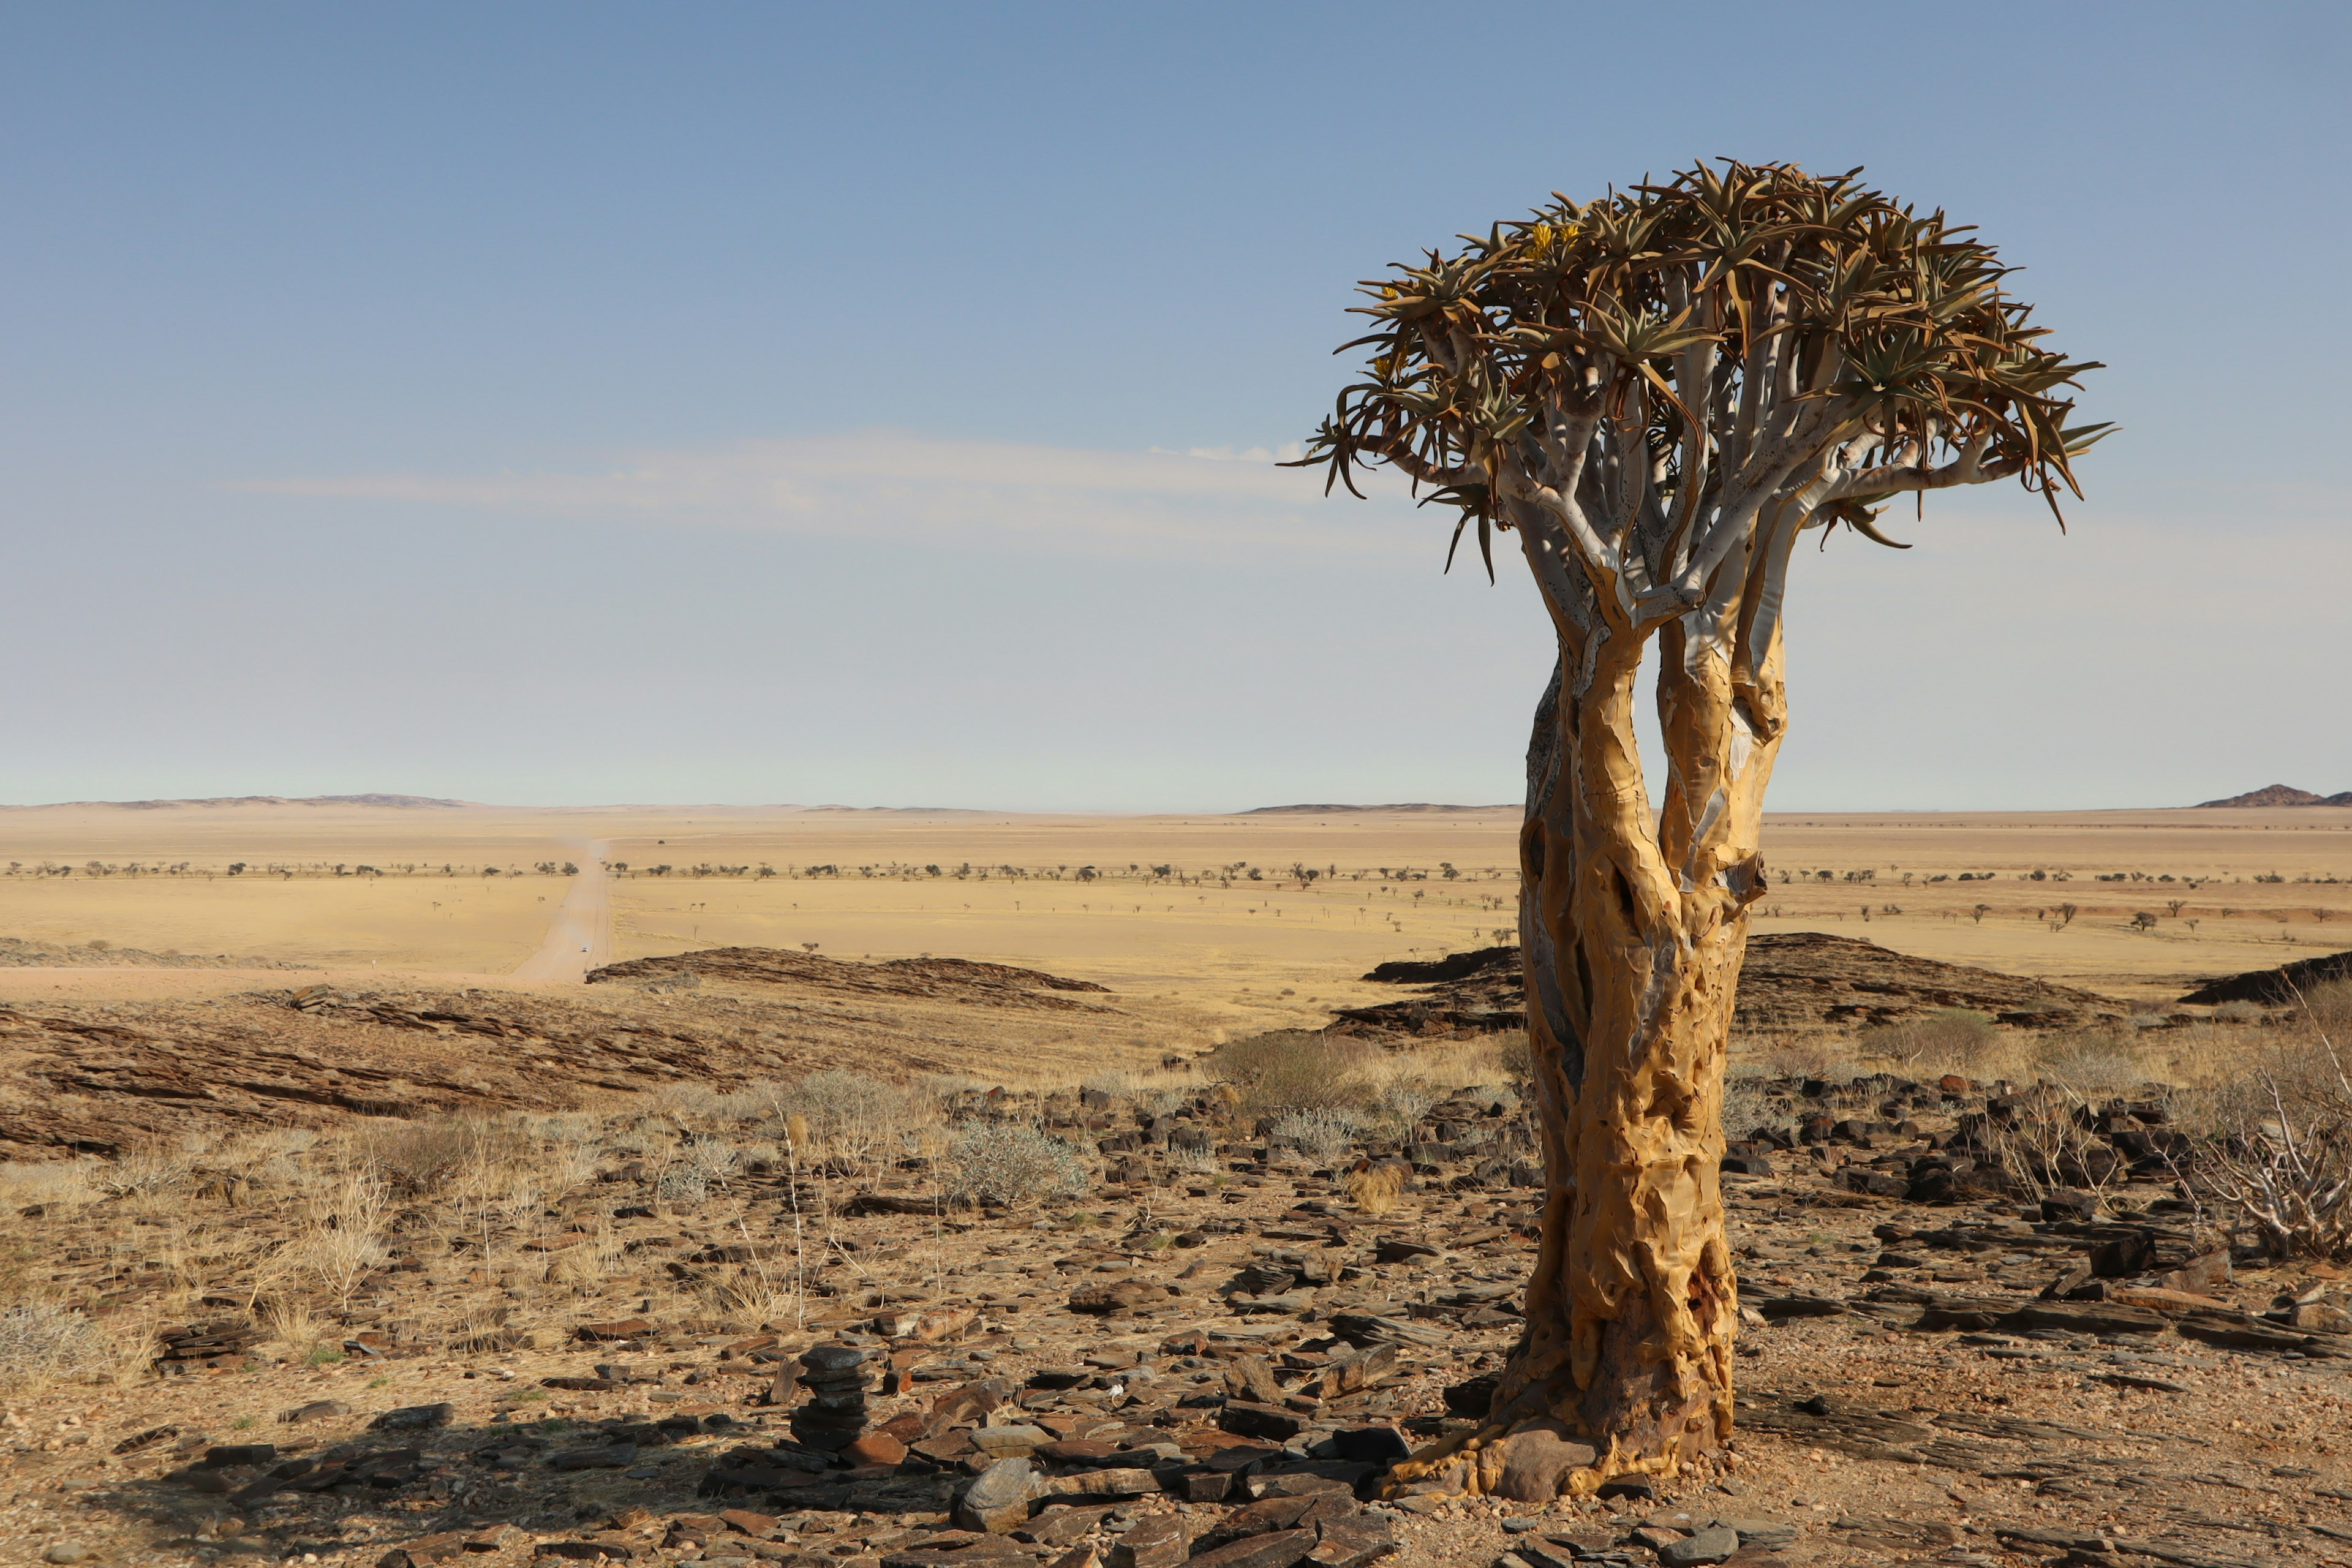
[1343,1162,1408,1215]
[1857,1009,2003,1076]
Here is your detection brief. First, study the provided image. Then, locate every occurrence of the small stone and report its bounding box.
[958,1457,1044,1533]
[550,1443,636,1470]
[1107,1514,1188,1568]
[1714,1518,1797,1551]
[1306,1516,1396,1568]
[972,1425,1053,1458]
[42,1546,94,1566]
[277,1401,349,1425]
[845,1430,909,1467]
[718,1510,778,1537]
[368,1404,453,1432]
[1219,1401,1308,1442]
[575,1317,655,1343]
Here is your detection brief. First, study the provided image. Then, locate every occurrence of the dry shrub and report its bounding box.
[944,1122,1089,1209]
[774,1069,917,1166]
[1207,1031,1374,1117]
[361,1117,522,1194]
[1858,1009,2002,1075]
[2306,979,2352,1037]
[91,1147,194,1201]
[1269,1108,1365,1164]
[1496,1031,1532,1084]
[2173,1011,2352,1261]
[1985,1085,2125,1208]
[2032,1030,2147,1093]
[0,1159,102,1212]
[0,1302,108,1389]
[281,1171,388,1303]
[1749,1035,1852,1081]
[1343,1162,1408,1215]
[1721,1072,1790,1143]
[1373,1077,1443,1131]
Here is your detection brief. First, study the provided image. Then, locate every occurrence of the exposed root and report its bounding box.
[1381,1415,1689,1502]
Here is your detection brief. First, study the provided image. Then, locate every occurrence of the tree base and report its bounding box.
[1384,1415,1690,1503]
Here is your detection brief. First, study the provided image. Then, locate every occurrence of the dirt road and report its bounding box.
[510,840,611,983]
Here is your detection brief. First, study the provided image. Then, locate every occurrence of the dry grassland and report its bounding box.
[2,803,2345,1017]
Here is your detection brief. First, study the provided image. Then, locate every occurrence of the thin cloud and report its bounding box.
[251,429,1431,561]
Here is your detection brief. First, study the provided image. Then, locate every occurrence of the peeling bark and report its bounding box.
[1392,611,1785,1501]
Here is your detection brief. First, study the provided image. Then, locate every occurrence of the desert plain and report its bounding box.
[1,797,2351,1568]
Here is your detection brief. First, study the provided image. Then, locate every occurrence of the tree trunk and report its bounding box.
[1389,621,1785,1501]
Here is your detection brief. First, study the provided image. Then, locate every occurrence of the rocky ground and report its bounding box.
[0,958,1151,1158]
[6,1038,2352,1568]
[1329,936,2130,1042]
[0,938,306,972]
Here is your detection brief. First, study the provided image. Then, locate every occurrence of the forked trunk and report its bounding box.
[1390,624,1785,1502]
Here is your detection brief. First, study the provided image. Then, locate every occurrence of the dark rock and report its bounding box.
[369,1404,453,1432]
[1659,1528,1741,1567]
[1329,1428,1409,1465]
[1219,1401,1308,1442]
[1187,1530,1318,1568]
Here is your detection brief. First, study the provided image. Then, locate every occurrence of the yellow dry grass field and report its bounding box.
[1,801,2346,1022]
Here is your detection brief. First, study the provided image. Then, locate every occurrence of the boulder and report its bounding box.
[1485,1421,1597,1502]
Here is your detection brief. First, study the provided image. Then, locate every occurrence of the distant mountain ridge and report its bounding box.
[4,793,472,810]
[2195,784,2352,808]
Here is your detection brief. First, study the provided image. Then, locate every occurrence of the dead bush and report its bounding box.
[1269,1108,1366,1164]
[1858,1009,2002,1074]
[2174,1020,2352,1261]
[361,1117,521,1194]
[2032,1030,2147,1094]
[1750,1035,1851,1081]
[1207,1031,1373,1117]
[0,1302,113,1389]
[1721,1072,1790,1142]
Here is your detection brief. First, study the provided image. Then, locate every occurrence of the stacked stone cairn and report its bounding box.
[791,1341,875,1453]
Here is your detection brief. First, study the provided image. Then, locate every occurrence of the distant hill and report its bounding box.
[5,794,472,810]
[2195,784,2352,807]
[1240,802,1515,815]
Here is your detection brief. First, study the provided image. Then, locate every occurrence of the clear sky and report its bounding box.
[4,2,2346,811]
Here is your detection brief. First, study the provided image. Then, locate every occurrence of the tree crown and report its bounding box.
[1295,161,2106,651]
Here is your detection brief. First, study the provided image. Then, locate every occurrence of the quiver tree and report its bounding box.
[1294,161,2103,1498]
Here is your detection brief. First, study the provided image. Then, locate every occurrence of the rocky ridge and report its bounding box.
[1330,933,2128,1041]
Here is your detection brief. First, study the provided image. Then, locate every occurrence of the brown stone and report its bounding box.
[1487,1421,1598,1503]
[845,1431,909,1468]
[1019,1505,1118,1547]
[719,1510,779,1537]
[1069,1281,1161,1315]
[1184,1528,1317,1568]
[1305,1517,1396,1568]
[1219,1401,1307,1442]
[575,1317,654,1343]
[1107,1514,1188,1568]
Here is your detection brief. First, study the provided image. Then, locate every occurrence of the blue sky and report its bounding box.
[4,2,2346,810]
